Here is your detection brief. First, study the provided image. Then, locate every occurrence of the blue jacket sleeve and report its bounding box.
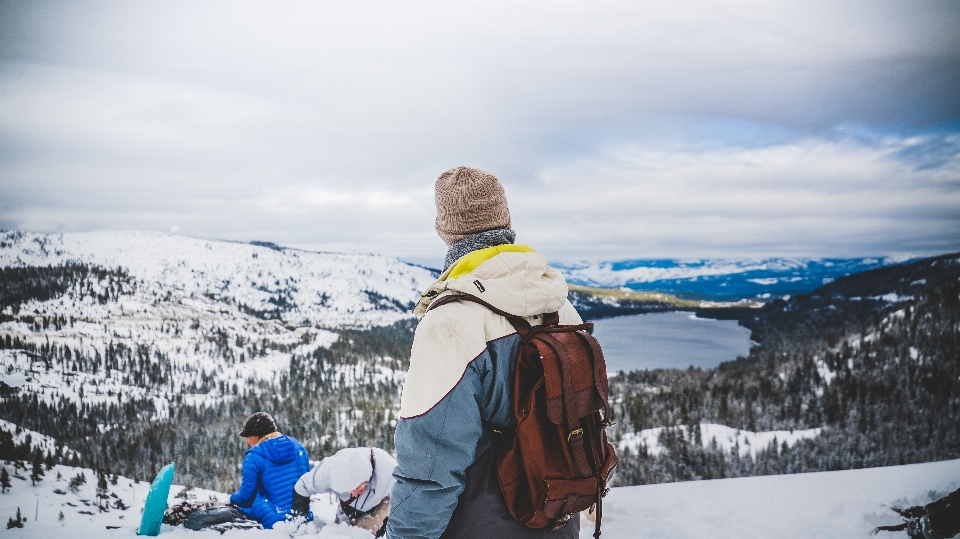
[230,451,263,507]
[387,359,487,539]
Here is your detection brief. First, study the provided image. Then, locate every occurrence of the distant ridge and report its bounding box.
[0,230,436,328]
[556,257,911,300]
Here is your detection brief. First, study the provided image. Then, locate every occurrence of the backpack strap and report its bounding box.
[425,293,533,336]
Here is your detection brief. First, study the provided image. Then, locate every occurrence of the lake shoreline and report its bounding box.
[591,311,754,372]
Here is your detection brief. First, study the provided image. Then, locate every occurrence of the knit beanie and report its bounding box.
[329,448,374,493]
[435,166,511,247]
[238,412,277,437]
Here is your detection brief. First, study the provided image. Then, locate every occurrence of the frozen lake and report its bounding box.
[590,311,753,372]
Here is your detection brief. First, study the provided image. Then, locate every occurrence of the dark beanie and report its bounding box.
[238,412,277,437]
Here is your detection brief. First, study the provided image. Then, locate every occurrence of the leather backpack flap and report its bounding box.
[499,341,578,525]
[539,332,603,426]
[573,331,620,483]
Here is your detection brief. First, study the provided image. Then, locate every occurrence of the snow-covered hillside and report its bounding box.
[0,230,435,408]
[2,460,956,538]
[619,423,822,460]
[0,230,436,328]
[0,231,435,487]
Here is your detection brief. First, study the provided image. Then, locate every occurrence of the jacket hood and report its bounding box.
[249,434,298,465]
[413,245,569,317]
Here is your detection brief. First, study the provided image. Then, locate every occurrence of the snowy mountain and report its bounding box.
[0,230,436,328]
[0,229,436,411]
[555,257,909,300]
[2,459,957,538]
[0,230,435,489]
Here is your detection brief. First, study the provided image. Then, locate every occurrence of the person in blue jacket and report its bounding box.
[229,412,311,529]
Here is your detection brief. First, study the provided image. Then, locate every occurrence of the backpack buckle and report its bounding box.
[567,428,583,442]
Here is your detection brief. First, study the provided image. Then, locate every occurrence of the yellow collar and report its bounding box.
[442,244,535,281]
[254,431,282,446]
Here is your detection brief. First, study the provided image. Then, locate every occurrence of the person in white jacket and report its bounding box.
[291,447,397,535]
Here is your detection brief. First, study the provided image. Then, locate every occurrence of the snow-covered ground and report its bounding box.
[619,423,822,460]
[1,460,957,538]
[591,458,960,539]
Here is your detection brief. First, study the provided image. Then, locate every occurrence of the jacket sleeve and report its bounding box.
[230,451,263,507]
[386,313,489,539]
[294,457,332,497]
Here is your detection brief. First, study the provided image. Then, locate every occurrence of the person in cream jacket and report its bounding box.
[386,167,581,539]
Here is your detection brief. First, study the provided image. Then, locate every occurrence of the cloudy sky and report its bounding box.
[1,0,958,267]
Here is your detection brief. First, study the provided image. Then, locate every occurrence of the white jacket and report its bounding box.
[295,447,396,514]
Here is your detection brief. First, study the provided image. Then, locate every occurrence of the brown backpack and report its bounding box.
[429,294,618,538]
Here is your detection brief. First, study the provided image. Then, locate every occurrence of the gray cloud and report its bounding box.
[1,0,958,263]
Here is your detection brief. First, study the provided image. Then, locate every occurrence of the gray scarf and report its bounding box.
[443,229,517,271]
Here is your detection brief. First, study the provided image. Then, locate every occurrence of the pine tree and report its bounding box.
[68,472,85,493]
[96,470,109,512]
[30,455,43,486]
[6,507,23,529]
[0,467,10,493]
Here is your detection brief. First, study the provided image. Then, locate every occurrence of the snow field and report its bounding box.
[2,460,957,538]
[0,464,378,538]
[618,423,822,460]
[586,458,960,539]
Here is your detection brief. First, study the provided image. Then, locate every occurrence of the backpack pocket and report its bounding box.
[539,477,598,519]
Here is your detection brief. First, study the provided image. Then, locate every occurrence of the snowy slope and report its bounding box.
[0,230,436,414]
[588,458,960,539]
[0,230,436,328]
[619,423,822,460]
[2,460,957,538]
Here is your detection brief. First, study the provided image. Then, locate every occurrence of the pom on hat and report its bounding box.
[434,166,511,247]
[238,412,277,438]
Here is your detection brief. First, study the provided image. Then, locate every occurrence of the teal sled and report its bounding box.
[138,463,175,536]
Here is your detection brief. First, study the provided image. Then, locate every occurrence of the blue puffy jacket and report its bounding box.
[230,434,310,529]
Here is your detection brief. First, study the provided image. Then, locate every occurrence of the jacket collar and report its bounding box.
[413,246,569,317]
